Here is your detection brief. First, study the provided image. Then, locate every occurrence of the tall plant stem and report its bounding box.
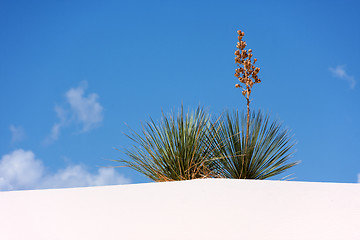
[245,87,250,152]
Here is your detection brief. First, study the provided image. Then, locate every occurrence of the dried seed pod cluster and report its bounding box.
[234,30,261,98]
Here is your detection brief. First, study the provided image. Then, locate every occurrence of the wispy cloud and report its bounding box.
[329,65,356,89]
[66,81,103,132]
[45,81,104,144]
[0,149,129,191]
[9,125,25,143]
[45,106,68,144]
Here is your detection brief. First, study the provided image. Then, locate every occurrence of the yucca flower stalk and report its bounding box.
[116,106,219,181]
[234,29,261,151]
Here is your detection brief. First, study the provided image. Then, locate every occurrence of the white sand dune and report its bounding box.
[0,179,359,240]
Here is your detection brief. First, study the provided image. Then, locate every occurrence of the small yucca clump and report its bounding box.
[234,29,261,148]
[118,106,220,182]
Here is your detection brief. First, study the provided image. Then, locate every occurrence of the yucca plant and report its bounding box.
[220,28,299,179]
[116,106,219,181]
[211,110,298,179]
[114,28,298,181]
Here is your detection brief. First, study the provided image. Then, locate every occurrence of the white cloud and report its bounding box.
[66,81,103,132]
[45,81,104,143]
[0,149,43,190]
[44,106,68,144]
[42,166,127,189]
[0,149,129,191]
[329,65,356,89]
[9,125,25,143]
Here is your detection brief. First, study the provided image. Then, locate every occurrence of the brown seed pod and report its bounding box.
[234,29,260,101]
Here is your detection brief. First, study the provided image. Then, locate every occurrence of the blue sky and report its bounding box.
[1,0,359,190]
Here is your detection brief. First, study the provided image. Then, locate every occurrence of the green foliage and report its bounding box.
[212,110,299,179]
[117,106,218,181]
[116,107,298,181]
